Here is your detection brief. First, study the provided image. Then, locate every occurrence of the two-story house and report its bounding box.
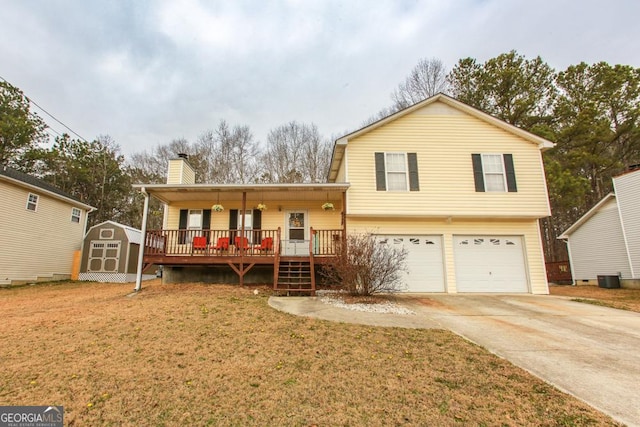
[0,166,95,285]
[135,94,553,294]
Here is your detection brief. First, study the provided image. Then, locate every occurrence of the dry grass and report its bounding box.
[0,280,620,426]
[550,285,640,313]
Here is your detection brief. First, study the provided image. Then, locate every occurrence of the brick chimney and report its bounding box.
[167,153,195,184]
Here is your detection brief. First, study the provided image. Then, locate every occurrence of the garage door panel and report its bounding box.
[454,235,528,293]
[377,235,445,292]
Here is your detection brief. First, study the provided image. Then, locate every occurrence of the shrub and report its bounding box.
[321,233,408,296]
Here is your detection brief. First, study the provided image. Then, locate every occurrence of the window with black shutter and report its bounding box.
[472,153,517,193]
[375,152,419,192]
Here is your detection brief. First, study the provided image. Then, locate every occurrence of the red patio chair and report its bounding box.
[191,236,208,254]
[234,236,250,253]
[210,237,230,253]
[255,237,273,253]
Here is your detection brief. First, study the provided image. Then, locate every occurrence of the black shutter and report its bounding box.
[375,152,386,191]
[252,209,262,243]
[202,210,211,229]
[407,153,420,191]
[229,209,238,229]
[229,209,238,242]
[471,154,485,192]
[178,209,188,244]
[202,209,211,240]
[503,154,518,192]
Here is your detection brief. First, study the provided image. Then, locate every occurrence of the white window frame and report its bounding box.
[481,154,507,192]
[71,207,82,223]
[26,193,39,211]
[99,228,115,239]
[238,210,253,241]
[187,209,203,230]
[385,152,409,192]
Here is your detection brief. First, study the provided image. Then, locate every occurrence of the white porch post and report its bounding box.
[134,188,150,292]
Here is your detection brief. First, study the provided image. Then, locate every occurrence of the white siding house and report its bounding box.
[614,170,640,279]
[559,168,640,288]
[0,166,95,285]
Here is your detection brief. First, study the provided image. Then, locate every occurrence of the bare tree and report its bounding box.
[230,124,259,183]
[129,121,258,185]
[361,105,401,127]
[261,121,331,183]
[196,121,259,183]
[321,233,408,296]
[392,57,449,109]
[129,138,195,184]
[301,136,332,183]
[360,57,449,127]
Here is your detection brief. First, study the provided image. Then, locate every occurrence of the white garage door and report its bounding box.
[377,235,445,292]
[454,235,528,292]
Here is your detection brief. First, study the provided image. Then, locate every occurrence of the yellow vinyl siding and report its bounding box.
[0,182,85,283]
[347,217,548,294]
[345,108,550,218]
[166,159,195,184]
[166,159,183,184]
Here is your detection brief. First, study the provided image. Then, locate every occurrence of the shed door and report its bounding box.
[88,241,121,272]
[454,235,528,292]
[376,235,445,292]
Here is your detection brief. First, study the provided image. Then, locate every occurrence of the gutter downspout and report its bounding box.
[79,206,97,279]
[134,187,150,292]
[82,205,97,246]
[560,237,577,286]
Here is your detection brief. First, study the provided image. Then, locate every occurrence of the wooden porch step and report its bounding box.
[274,259,315,295]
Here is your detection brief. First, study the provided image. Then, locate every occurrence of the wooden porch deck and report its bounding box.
[142,228,343,294]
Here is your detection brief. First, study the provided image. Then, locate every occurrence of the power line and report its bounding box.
[45,127,64,139]
[0,75,90,142]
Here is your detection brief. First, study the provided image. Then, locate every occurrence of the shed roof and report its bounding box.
[86,220,143,245]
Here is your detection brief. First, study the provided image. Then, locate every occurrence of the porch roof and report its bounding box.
[133,183,350,204]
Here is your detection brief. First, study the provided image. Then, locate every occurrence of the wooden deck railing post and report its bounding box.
[309,227,316,295]
[273,227,281,289]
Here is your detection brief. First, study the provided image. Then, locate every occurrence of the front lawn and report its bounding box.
[550,284,640,313]
[0,280,619,426]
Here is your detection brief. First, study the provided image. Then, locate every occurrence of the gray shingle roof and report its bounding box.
[0,165,87,205]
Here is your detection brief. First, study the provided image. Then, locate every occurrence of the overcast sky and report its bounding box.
[2,0,639,158]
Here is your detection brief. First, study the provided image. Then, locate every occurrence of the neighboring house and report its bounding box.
[559,167,640,289]
[0,166,95,286]
[79,221,156,283]
[135,93,553,294]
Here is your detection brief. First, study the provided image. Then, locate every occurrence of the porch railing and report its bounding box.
[144,229,281,256]
[311,229,344,255]
[143,228,343,257]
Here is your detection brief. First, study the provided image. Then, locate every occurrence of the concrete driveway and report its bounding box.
[270,294,640,426]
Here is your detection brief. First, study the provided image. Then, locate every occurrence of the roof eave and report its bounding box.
[558,193,616,239]
[133,182,350,191]
[0,174,96,211]
[326,93,557,179]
